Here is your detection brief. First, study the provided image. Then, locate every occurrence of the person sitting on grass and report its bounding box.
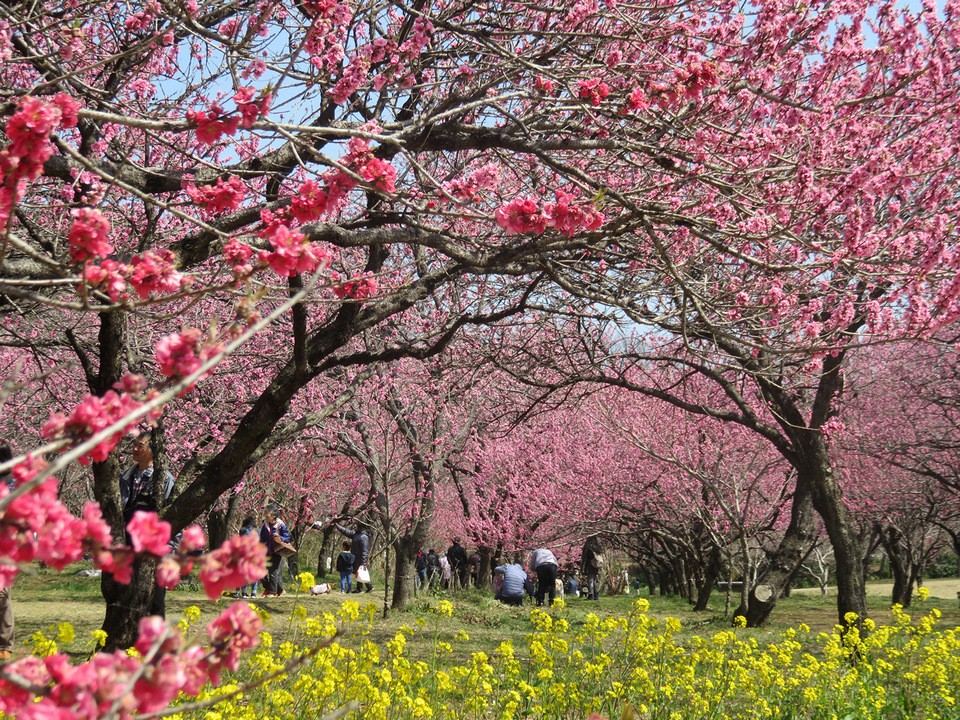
[493,557,528,607]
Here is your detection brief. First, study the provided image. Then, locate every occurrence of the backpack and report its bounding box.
[590,552,606,571]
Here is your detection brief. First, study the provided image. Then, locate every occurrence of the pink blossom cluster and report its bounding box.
[198,532,268,600]
[68,208,113,263]
[40,390,146,464]
[332,271,378,300]
[184,175,247,215]
[342,133,397,194]
[0,603,263,718]
[185,87,272,145]
[0,94,81,233]
[258,224,333,278]
[155,328,223,379]
[81,249,185,302]
[641,60,720,110]
[495,192,606,236]
[578,78,611,106]
[442,163,501,203]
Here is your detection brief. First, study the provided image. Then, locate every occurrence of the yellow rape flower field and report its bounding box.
[13,570,960,720]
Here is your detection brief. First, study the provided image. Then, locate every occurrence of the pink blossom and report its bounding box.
[259,224,332,278]
[155,329,204,378]
[127,511,172,556]
[81,259,127,301]
[156,556,183,589]
[233,86,272,128]
[68,207,113,262]
[207,601,263,672]
[184,175,246,215]
[128,249,183,298]
[198,532,267,600]
[179,525,207,553]
[333,272,378,300]
[495,196,547,235]
[578,78,610,106]
[185,107,240,144]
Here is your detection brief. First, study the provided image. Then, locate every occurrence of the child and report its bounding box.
[336,541,355,593]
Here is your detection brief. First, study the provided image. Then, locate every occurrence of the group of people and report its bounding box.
[413,538,484,591]
[494,537,606,607]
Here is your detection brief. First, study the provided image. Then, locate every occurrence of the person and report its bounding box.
[0,441,14,662]
[334,521,372,593]
[446,537,468,589]
[119,432,177,617]
[467,550,481,589]
[260,503,292,597]
[493,560,528,606]
[236,515,259,598]
[426,548,440,588]
[336,540,355,594]
[564,573,580,598]
[529,547,560,607]
[581,535,605,601]
[415,549,428,591]
[439,552,452,589]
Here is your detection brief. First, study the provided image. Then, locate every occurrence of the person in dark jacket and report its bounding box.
[426,549,440,589]
[260,503,292,596]
[446,537,469,589]
[415,550,428,590]
[335,541,355,593]
[334,521,373,593]
[581,535,605,601]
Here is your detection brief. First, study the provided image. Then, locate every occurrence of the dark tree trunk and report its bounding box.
[207,493,240,549]
[477,546,494,590]
[693,546,722,611]
[316,526,338,579]
[100,558,159,652]
[736,478,816,626]
[880,526,915,606]
[391,535,419,609]
[797,436,867,627]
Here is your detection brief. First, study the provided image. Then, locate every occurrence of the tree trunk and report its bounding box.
[100,558,159,652]
[391,536,418,609]
[736,478,816,626]
[477,546,495,590]
[207,493,240,549]
[693,546,722,611]
[316,526,338,578]
[797,437,867,627]
[880,526,915,606]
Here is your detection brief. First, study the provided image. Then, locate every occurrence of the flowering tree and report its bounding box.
[0,0,956,680]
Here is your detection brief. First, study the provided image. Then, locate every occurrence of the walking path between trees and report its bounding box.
[792,577,960,600]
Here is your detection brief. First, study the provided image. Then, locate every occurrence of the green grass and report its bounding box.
[11,563,960,662]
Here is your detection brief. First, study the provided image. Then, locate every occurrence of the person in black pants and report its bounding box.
[528,547,559,607]
[446,537,469,589]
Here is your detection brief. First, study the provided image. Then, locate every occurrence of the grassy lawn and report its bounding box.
[11,564,960,662]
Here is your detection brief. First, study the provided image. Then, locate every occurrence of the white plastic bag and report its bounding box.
[356,565,371,583]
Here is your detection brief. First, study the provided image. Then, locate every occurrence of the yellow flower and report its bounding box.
[90,629,107,648]
[732,615,747,628]
[917,586,930,601]
[296,571,315,592]
[56,622,75,644]
[431,600,455,617]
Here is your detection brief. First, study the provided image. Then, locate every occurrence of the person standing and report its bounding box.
[529,547,560,607]
[0,441,14,662]
[236,515,260,598]
[260,503,291,597]
[446,537,468,589]
[119,433,176,617]
[333,521,372,593]
[335,541,355,593]
[415,549,428,591]
[426,548,440,589]
[581,535,605,601]
[439,552,452,589]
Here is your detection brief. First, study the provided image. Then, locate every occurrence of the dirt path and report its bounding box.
[794,577,960,600]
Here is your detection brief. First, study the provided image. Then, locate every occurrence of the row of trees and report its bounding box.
[0,0,957,676]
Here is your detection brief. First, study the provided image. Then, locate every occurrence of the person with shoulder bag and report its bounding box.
[260,503,292,596]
